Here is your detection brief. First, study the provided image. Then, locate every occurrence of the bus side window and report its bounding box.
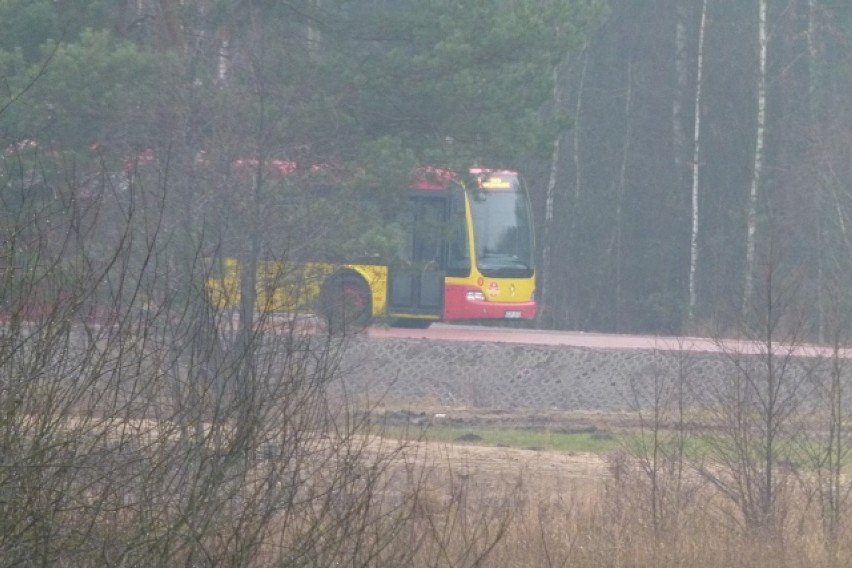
[413,198,444,265]
[447,191,470,277]
[398,201,415,264]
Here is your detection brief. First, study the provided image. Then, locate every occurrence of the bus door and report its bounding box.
[387,195,446,319]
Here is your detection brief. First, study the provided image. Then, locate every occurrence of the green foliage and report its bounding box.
[352,223,406,260]
[6,31,168,148]
[338,0,605,164]
[0,0,54,60]
[2,0,603,177]
[0,0,112,60]
[351,137,419,205]
[1,0,604,322]
[383,422,619,454]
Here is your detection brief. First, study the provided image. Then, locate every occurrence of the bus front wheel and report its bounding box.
[320,274,372,333]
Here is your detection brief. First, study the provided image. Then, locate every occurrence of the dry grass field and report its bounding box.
[373,408,852,568]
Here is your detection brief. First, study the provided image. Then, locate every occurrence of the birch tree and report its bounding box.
[539,62,565,329]
[565,48,589,329]
[808,0,825,341]
[687,0,708,322]
[672,3,688,179]
[612,57,633,332]
[742,0,768,318]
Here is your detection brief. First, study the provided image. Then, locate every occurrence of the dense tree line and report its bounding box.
[1,0,602,328]
[538,0,852,337]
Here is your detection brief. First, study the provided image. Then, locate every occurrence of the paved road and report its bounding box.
[369,323,846,358]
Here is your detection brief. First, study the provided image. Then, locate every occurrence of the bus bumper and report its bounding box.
[443,284,537,321]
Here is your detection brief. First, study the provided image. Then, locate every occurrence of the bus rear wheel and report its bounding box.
[320,274,372,333]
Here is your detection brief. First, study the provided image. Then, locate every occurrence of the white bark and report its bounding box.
[571,52,588,223]
[307,0,323,57]
[673,2,688,175]
[743,0,767,317]
[614,59,633,331]
[218,38,230,82]
[808,0,818,109]
[687,0,708,320]
[808,0,824,341]
[565,48,588,328]
[539,63,564,327]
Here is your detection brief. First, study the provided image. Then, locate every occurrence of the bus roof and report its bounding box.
[411,167,518,191]
[226,160,518,191]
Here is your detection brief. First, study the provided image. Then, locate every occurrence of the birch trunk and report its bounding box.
[743,0,767,318]
[307,0,323,58]
[539,63,564,329]
[565,48,589,329]
[614,59,633,332]
[157,0,186,50]
[808,0,824,341]
[673,2,689,177]
[687,0,708,321]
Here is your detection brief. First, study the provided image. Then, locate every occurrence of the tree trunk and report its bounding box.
[808,0,824,342]
[743,0,767,318]
[566,48,588,329]
[613,59,633,332]
[687,0,708,321]
[539,62,565,329]
[673,2,689,180]
[157,0,186,51]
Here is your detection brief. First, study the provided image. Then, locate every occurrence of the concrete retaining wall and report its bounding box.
[338,335,830,411]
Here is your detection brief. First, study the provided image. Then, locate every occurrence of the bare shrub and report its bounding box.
[620,345,702,543]
[691,249,816,538]
[0,149,513,567]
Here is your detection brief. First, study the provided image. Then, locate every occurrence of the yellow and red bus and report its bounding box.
[207,167,536,329]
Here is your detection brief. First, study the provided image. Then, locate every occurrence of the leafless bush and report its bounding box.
[788,300,852,564]
[0,149,511,567]
[611,250,852,564]
[686,250,817,538]
[620,346,703,543]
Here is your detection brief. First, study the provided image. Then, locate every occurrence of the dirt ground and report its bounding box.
[410,438,608,484]
[373,406,618,488]
[375,405,643,434]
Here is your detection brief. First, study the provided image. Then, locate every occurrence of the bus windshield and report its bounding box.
[469,183,534,278]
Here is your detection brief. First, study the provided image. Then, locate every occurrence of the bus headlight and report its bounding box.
[465,290,486,302]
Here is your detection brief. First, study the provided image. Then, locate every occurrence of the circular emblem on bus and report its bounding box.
[488,281,499,297]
